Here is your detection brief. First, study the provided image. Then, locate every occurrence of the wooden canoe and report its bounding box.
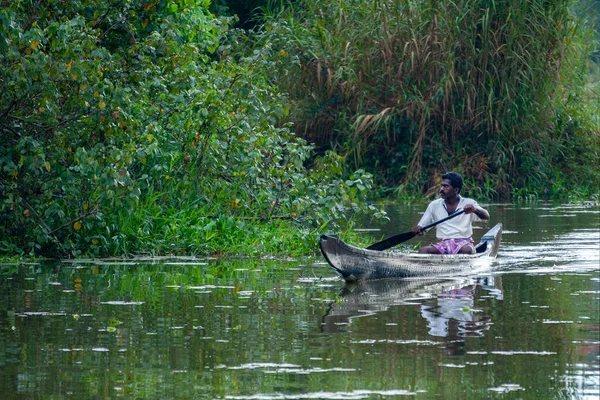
[319,223,502,281]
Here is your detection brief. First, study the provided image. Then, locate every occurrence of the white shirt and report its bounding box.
[417,197,483,240]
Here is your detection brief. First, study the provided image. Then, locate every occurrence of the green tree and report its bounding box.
[0,0,375,257]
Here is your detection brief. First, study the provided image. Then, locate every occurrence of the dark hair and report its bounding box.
[442,172,463,192]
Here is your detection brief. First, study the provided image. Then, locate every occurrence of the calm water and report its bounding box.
[0,203,598,399]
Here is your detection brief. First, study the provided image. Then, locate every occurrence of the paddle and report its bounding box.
[366,209,465,251]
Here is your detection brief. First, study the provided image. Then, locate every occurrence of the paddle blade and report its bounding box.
[366,231,416,251]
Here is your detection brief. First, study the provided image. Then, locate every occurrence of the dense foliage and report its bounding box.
[1,0,598,258]
[259,0,600,200]
[0,0,376,258]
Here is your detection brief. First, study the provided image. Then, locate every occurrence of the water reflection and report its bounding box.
[323,275,503,352]
[0,203,598,399]
[422,276,501,337]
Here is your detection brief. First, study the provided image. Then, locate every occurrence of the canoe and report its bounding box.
[319,223,502,281]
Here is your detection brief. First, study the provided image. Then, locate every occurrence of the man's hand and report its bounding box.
[412,225,425,236]
[463,204,476,214]
[463,204,490,220]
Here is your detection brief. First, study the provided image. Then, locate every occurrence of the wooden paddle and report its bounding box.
[366,209,465,251]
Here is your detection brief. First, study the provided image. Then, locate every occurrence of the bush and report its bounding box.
[0,0,378,257]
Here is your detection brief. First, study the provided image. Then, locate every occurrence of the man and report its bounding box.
[412,172,489,254]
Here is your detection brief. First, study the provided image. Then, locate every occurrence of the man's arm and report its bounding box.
[464,203,489,220]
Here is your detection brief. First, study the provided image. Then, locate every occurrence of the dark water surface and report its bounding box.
[1,204,598,399]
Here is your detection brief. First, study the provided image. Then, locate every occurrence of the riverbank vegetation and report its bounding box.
[0,0,378,257]
[1,0,598,258]
[257,0,599,201]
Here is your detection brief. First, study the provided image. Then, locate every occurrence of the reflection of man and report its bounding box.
[420,277,501,339]
[479,275,503,300]
[421,285,480,338]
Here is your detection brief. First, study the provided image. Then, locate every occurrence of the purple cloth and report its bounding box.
[431,238,475,254]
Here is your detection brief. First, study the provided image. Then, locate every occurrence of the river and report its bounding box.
[0,203,598,399]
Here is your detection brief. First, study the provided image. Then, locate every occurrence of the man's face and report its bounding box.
[440,179,457,198]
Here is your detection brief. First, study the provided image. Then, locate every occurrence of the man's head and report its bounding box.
[441,172,463,194]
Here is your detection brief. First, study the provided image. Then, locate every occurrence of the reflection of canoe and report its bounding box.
[329,278,472,311]
[319,223,502,281]
[322,277,501,335]
[322,277,474,333]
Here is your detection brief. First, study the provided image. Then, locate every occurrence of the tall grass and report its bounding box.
[261,0,600,199]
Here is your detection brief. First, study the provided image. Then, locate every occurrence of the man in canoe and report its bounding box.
[412,172,489,254]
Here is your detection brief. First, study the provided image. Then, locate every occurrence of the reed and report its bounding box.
[262,0,599,198]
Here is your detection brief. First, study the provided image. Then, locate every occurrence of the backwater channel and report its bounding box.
[0,203,598,399]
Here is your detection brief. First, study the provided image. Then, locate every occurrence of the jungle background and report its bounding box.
[1,0,598,258]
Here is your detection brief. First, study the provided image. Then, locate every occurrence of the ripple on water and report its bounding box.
[187,285,236,289]
[17,311,67,316]
[351,339,443,346]
[297,276,340,283]
[499,226,599,270]
[563,363,600,400]
[466,350,557,356]
[488,384,525,393]
[217,363,356,375]
[224,389,417,399]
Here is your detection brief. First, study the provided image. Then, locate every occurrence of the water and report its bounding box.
[0,203,598,399]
